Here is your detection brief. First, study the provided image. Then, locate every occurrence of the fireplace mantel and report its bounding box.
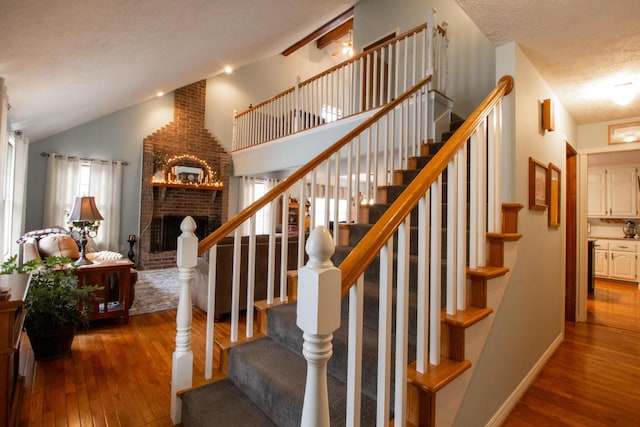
[153,182,223,202]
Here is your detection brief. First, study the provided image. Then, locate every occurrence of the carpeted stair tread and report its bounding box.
[181,378,277,427]
[228,336,377,426]
[267,298,417,402]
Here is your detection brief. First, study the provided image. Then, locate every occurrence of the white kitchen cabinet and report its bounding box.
[594,248,609,277]
[594,239,638,283]
[609,250,636,281]
[587,168,607,216]
[588,166,638,218]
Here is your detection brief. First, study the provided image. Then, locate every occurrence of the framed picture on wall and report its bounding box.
[547,163,561,227]
[529,157,547,211]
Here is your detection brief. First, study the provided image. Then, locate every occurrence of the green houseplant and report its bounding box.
[0,254,40,275]
[23,256,102,360]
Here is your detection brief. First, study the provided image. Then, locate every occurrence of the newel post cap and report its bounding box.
[177,216,198,269]
[297,226,341,335]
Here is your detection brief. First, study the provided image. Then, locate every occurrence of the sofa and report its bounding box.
[192,234,302,318]
[17,227,138,306]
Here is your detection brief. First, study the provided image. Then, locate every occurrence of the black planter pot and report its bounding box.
[26,323,77,361]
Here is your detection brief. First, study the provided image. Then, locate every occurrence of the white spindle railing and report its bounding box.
[232,9,448,152]
[325,76,512,424]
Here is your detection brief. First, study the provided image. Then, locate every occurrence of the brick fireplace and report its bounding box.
[139,80,230,270]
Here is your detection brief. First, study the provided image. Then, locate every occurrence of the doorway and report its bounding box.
[566,143,577,321]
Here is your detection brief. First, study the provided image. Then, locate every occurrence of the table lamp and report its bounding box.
[68,196,104,266]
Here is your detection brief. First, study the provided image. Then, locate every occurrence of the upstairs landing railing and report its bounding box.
[232,8,448,152]
[170,74,436,422]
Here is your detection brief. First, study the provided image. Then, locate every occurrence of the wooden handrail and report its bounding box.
[198,75,433,255]
[234,22,444,120]
[339,75,514,293]
[234,87,296,119]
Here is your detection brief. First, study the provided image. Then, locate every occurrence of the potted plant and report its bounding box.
[23,256,102,360]
[1,254,41,275]
[1,254,40,302]
[153,151,169,180]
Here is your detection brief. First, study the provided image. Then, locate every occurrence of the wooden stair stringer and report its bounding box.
[430,227,522,426]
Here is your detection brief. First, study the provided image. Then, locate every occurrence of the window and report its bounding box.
[321,104,342,123]
[2,133,15,259]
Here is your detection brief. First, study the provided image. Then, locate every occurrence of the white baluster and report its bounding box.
[297,226,341,427]
[171,216,198,424]
[295,76,301,132]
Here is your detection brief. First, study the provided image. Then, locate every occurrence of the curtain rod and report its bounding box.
[41,152,129,166]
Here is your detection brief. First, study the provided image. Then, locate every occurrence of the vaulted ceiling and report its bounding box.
[2,0,639,142]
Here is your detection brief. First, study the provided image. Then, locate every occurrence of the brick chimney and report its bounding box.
[139,80,230,270]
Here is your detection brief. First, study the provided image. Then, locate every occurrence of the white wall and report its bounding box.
[453,42,576,425]
[354,0,497,117]
[578,115,640,150]
[26,93,174,254]
[205,43,344,217]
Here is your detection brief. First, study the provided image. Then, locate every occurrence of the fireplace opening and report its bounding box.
[150,215,209,252]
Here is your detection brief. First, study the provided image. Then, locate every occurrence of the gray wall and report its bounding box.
[26,93,174,254]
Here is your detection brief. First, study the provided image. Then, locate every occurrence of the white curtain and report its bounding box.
[240,177,278,235]
[43,155,123,252]
[44,154,82,228]
[90,160,123,251]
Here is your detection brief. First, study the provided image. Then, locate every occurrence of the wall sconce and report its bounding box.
[542,98,555,132]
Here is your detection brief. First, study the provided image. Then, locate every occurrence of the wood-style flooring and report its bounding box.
[503,279,640,426]
[16,279,640,426]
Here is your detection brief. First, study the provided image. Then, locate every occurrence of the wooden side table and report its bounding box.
[75,259,133,323]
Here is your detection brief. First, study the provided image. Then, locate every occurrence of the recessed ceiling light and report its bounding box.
[156,91,164,97]
[224,66,233,74]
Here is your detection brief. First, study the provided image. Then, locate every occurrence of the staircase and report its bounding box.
[165,10,517,423]
[176,92,521,425]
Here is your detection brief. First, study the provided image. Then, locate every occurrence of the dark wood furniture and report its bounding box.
[75,259,133,323]
[0,274,29,427]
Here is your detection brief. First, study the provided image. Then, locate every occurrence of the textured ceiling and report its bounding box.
[3,0,640,142]
[0,0,355,142]
[455,0,640,125]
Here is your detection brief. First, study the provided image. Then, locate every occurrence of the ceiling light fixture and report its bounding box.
[342,30,354,57]
[224,66,233,74]
[612,82,634,106]
[156,91,164,97]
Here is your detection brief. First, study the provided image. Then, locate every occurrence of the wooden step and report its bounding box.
[255,296,291,335]
[406,357,472,426]
[215,330,265,376]
[441,306,493,361]
[466,266,509,308]
[487,232,523,267]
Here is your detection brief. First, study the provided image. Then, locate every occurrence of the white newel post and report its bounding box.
[170,216,198,424]
[297,226,341,427]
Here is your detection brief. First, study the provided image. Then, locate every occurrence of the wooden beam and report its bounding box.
[281,7,354,56]
[316,18,353,50]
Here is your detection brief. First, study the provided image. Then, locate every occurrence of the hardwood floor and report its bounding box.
[17,279,640,426]
[503,280,640,426]
[17,308,222,427]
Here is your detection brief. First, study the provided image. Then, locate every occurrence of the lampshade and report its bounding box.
[68,196,104,222]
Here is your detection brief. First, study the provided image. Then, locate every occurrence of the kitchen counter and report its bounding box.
[589,236,640,241]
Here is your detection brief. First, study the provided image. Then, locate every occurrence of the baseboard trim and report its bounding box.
[485,331,564,427]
